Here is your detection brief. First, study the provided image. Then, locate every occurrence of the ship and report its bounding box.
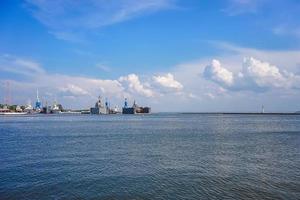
[24,101,34,114]
[122,98,151,114]
[90,96,121,114]
[51,101,62,114]
[90,96,109,114]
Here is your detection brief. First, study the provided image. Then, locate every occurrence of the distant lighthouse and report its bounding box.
[261,105,265,113]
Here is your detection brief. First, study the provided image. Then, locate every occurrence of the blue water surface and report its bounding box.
[0,113,300,199]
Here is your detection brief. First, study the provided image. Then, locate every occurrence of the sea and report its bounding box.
[0,113,299,199]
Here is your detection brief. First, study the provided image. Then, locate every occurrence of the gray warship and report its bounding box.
[122,98,151,114]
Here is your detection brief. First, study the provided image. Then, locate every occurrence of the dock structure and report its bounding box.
[122,99,151,114]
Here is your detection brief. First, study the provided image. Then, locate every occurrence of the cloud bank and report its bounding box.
[1,41,300,112]
[0,54,185,109]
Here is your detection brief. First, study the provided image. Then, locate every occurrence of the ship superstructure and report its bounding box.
[90,96,109,114]
[51,100,62,114]
[90,96,121,114]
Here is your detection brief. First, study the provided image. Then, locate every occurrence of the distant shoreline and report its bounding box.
[179,112,300,115]
[1,112,300,117]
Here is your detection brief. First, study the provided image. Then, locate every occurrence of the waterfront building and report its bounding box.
[15,105,23,113]
[0,105,10,113]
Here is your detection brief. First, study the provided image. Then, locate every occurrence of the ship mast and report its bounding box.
[36,89,40,102]
[35,89,42,110]
[124,98,128,108]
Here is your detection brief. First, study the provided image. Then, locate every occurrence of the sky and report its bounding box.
[0,0,300,112]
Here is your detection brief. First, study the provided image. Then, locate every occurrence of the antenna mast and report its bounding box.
[4,81,12,105]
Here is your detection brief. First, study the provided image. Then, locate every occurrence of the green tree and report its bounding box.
[9,105,17,111]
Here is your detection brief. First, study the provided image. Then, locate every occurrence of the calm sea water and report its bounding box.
[0,114,299,199]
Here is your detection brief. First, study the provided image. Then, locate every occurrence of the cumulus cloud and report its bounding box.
[59,84,90,97]
[153,73,183,91]
[119,74,154,97]
[242,57,288,88]
[203,57,300,91]
[212,41,300,73]
[203,59,234,87]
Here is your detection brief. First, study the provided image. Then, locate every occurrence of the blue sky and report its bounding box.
[1,0,300,111]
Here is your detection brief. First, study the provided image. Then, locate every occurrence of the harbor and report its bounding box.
[0,89,151,115]
[1,89,299,116]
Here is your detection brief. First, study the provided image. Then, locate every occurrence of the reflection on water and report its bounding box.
[0,114,300,199]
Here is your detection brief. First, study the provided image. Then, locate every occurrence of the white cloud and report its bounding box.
[153,73,183,91]
[212,41,300,73]
[203,57,300,91]
[242,57,287,88]
[163,41,300,111]
[59,84,90,96]
[25,0,176,41]
[203,59,234,87]
[119,74,154,97]
[0,54,45,76]
[153,43,300,111]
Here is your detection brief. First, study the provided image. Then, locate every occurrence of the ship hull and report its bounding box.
[122,107,151,114]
